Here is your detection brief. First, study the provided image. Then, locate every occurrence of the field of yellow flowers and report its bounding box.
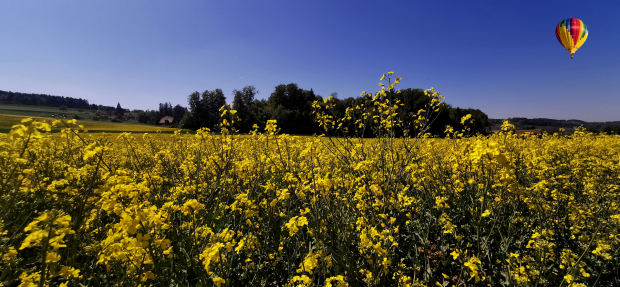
[1,74,619,287]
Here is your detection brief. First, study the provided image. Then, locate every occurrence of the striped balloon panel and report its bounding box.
[555,18,588,53]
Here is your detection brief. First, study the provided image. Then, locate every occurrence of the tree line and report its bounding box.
[0,85,490,136]
[0,90,95,109]
[179,84,490,136]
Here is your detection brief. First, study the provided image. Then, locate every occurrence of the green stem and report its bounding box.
[39,223,54,287]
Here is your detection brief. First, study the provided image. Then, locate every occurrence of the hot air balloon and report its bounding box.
[555,18,588,59]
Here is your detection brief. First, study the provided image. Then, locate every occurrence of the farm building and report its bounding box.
[159,116,174,124]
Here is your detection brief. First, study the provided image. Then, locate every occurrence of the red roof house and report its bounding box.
[159,116,174,124]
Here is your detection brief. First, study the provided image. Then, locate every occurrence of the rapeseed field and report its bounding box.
[1,74,619,286]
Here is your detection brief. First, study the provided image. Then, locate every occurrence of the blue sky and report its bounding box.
[1,0,619,121]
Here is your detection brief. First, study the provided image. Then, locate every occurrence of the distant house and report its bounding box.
[159,116,174,125]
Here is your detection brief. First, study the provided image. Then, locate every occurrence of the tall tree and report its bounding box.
[172,104,187,123]
[188,91,206,127]
[159,102,173,117]
[201,89,227,129]
[115,102,124,118]
[232,86,259,133]
[267,83,319,134]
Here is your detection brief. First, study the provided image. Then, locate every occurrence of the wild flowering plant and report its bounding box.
[0,73,619,287]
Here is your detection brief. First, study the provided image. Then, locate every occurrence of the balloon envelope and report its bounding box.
[555,18,588,58]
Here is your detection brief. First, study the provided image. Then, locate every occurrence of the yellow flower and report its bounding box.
[18,271,40,287]
[481,210,490,217]
[291,275,311,285]
[380,74,386,80]
[284,216,308,236]
[182,199,205,215]
[297,251,321,274]
[2,247,17,262]
[58,266,81,279]
[464,255,482,280]
[141,271,156,281]
[20,230,48,250]
[460,114,472,125]
[212,277,225,287]
[200,242,225,272]
[326,275,348,287]
[45,252,61,263]
[450,249,460,260]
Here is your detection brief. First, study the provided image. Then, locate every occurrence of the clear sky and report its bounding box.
[1,0,619,121]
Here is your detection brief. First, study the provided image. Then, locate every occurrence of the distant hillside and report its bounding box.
[490,117,620,134]
[0,89,188,128]
[0,90,99,109]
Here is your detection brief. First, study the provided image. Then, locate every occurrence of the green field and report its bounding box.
[0,103,90,118]
[0,103,149,125]
[0,113,181,134]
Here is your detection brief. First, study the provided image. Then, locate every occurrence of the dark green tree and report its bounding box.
[179,112,200,130]
[115,102,125,119]
[248,99,270,130]
[137,110,160,124]
[172,104,187,123]
[267,83,319,134]
[448,107,489,135]
[188,91,206,127]
[159,102,173,117]
[232,86,259,133]
[201,89,227,129]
